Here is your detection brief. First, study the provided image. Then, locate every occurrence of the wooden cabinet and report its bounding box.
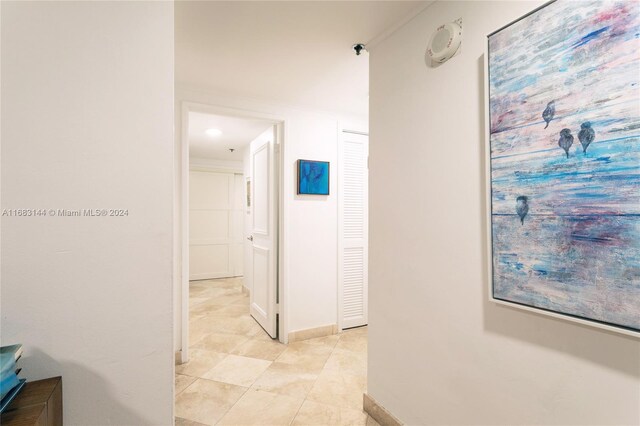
[1,377,63,426]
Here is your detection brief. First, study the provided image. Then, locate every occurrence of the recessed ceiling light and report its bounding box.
[206,128,222,138]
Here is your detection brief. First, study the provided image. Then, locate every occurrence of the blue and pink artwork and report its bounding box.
[488,0,640,334]
[298,160,330,195]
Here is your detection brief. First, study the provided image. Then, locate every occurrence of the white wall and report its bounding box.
[1,2,175,425]
[174,88,367,348]
[368,1,640,425]
[286,114,340,333]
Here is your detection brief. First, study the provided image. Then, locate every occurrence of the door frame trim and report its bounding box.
[178,101,288,363]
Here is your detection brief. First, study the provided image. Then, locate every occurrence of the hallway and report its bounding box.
[175,278,375,426]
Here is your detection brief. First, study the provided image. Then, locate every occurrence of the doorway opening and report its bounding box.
[179,103,286,364]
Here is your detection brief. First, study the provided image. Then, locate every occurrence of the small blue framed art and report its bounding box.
[297,160,329,195]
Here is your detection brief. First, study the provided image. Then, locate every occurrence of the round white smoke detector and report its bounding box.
[426,21,462,64]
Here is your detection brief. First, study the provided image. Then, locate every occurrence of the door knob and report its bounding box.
[247,235,253,241]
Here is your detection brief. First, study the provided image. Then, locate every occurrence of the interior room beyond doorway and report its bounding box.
[186,110,276,342]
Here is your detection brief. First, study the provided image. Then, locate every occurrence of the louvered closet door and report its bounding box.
[338,132,369,329]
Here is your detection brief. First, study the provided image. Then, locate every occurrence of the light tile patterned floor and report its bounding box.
[175,277,377,426]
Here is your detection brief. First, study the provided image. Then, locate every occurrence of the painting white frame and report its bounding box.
[483,0,639,338]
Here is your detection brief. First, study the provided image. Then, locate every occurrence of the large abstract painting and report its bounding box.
[298,160,330,195]
[487,0,640,335]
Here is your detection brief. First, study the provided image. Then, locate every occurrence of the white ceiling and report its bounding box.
[189,111,273,161]
[176,1,426,117]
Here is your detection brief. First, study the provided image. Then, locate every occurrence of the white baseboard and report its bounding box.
[363,393,403,426]
[288,324,337,343]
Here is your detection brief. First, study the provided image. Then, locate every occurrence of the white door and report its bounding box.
[249,126,278,337]
[338,132,369,329]
[189,170,243,280]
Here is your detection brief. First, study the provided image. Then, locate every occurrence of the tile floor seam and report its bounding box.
[288,394,307,426]
[213,383,251,426]
[290,336,338,422]
[197,353,230,380]
[175,375,197,398]
[175,377,247,426]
